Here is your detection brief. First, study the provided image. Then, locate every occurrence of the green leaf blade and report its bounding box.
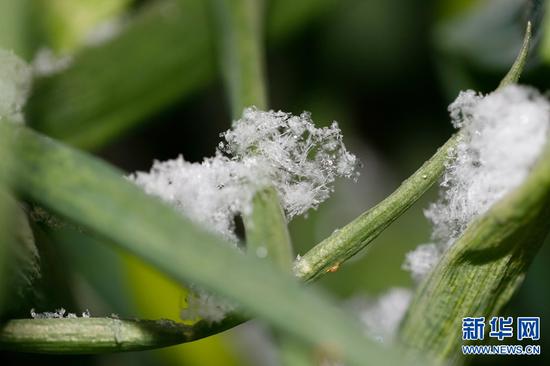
[0,121,408,365]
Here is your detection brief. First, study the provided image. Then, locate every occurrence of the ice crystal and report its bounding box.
[0,49,32,123]
[30,308,64,319]
[131,107,357,242]
[404,85,550,281]
[221,108,358,218]
[30,308,91,319]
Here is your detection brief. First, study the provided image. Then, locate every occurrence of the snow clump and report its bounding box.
[130,107,358,242]
[404,85,550,282]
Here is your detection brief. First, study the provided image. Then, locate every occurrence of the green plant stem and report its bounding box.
[213,6,305,365]
[498,21,531,89]
[294,134,459,281]
[295,20,532,283]
[0,316,243,354]
[213,0,292,271]
[243,187,294,270]
[213,0,267,115]
[0,122,406,365]
[0,0,35,60]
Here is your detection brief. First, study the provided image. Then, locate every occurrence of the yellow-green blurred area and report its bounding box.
[1,0,549,365]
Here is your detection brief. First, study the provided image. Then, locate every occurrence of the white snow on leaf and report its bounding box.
[130,107,358,323]
[404,85,550,282]
[0,49,32,123]
[222,108,358,219]
[130,107,358,242]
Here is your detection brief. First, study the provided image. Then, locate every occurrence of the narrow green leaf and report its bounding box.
[0,121,407,365]
[0,136,12,313]
[398,22,541,363]
[0,0,36,60]
[35,0,132,53]
[28,0,333,150]
[296,20,533,282]
[243,187,294,271]
[399,129,550,363]
[0,126,40,315]
[295,134,460,282]
[0,316,243,354]
[212,0,292,272]
[28,0,215,150]
[498,21,532,88]
[212,0,268,116]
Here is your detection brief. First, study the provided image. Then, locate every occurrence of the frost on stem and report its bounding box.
[130,107,358,322]
[0,49,32,123]
[30,308,91,319]
[404,85,550,282]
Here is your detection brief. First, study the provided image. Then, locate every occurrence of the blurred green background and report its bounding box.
[1,0,549,365]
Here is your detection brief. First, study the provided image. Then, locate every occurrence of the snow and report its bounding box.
[350,288,412,343]
[402,243,441,282]
[222,108,358,218]
[0,49,32,123]
[360,85,550,342]
[130,107,358,242]
[404,85,550,282]
[132,107,357,323]
[84,18,125,47]
[180,288,235,323]
[32,48,73,77]
[30,308,92,319]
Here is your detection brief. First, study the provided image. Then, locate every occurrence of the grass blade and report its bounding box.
[212,0,268,116]
[498,21,532,88]
[0,121,407,365]
[28,0,215,150]
[295,134,459,281]
[399,125,550,363]
[28,0,334,150]
[0,317,243,354]
[212,0,293,271]
[296,21,533,282]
